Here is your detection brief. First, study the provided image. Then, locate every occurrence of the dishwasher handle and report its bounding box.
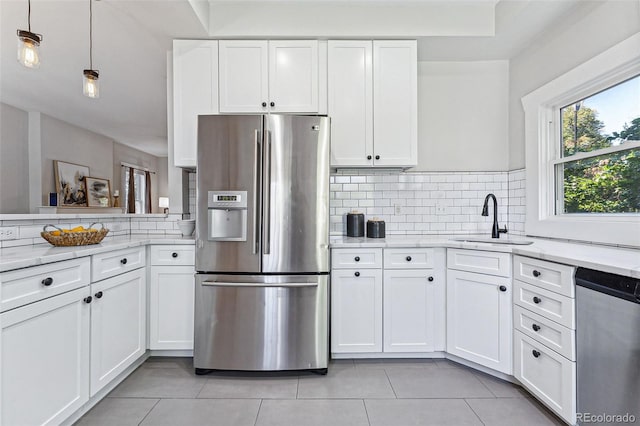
[202,281,318,288]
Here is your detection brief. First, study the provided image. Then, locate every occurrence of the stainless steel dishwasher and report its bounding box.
[576,267,640,425]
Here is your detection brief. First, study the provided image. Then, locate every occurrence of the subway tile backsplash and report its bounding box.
[0,169,526,248]
[330,169,525,236]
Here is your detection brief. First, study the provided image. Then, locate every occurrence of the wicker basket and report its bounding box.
[41,222,109,247]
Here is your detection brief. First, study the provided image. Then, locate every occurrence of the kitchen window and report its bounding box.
[523,33,640,247]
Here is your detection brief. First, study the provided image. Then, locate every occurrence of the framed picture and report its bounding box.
[84,177,112,207]
[54,160,89,207]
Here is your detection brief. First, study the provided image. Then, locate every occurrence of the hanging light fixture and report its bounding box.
[17,0,43,68]
[83,0,99,98]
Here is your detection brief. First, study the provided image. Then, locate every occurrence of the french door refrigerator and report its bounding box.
[194,114,330,373]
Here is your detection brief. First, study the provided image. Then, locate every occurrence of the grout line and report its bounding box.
[137,398,161,426]
[295,375,300,399]
[362,399,372,426]
[253,399,263,426]
[463,398,487,426]
[471,372,499,398]
[383,369,398,399]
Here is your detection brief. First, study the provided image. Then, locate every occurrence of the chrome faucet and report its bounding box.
[482,193,507,238]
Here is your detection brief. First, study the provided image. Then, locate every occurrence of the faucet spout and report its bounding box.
[482,193,507,238]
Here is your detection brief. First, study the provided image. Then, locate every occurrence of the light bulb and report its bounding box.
[83,69,99,98]
[17,31,41,69]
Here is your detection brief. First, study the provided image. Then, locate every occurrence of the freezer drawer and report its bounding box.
[194,274,328,371]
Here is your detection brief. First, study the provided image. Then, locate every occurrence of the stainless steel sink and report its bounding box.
[450,237,534,245]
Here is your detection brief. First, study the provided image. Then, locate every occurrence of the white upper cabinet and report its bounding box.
[173,40,219,168]
[219,40,319,113]
[328,41,373,167]
[328,40,417,168]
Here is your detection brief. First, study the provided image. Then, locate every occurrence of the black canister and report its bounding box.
[346,212,365,237]
[366,219,386,238]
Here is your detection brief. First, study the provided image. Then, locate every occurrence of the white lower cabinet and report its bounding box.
[149,265,195,350]
[331,268,383,353]
[90,268,146,396]
[1,287,90,426]
[514,331,576,424]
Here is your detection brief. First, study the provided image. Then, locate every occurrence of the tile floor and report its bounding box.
[76,357,564,426]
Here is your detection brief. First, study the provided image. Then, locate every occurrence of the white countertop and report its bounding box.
[330,234,640,278]
[0,236,195,272]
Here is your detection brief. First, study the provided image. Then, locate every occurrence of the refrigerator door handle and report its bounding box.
[201,281,318,288]
[253,129,261,255]
[263,130,272,255]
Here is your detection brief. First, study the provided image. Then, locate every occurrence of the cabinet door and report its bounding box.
[383,269,437,352]
[328,41,373,167]
[149,266,195,350]
[331,269,382,353]
[446,269,512,374]
[373,40,417,167]
[219,40,269,113]
[269,40,319,113]
[173,40,219,168]
[1,287,90,426]
[90,268,146,396]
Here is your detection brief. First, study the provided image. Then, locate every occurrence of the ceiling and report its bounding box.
[0,0,589,157]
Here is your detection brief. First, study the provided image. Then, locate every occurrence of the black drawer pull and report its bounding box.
[354,271,360,277]
[532,350,541,358]
[532,270,541,277]
[95,291,103,299]
[532,324,541,332]
[427,276,434,282]
[270,101,275,107]
[375,155,380,160]
[172,252,178,258]
[499,285,507,292]
[261,102,267,107]
[367,155,372,160]
[41,277,53,286]
[533,296,542,304]
[406,256,412,262]
[121,258,128,265]
[84,296,92,304]
[354,256,360,262]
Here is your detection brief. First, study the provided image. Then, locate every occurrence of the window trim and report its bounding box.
[522,32,640,247]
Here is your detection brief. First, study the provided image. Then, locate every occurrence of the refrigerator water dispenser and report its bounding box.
[207,191,247,241]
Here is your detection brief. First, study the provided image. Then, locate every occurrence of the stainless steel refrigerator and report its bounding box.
[194,114,330,373]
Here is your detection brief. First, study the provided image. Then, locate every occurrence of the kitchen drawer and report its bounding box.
[150,245,195,266]
[447,249,511,277]
[91,246,146,282]
[514,305,575,361]
[514,330,576,425]
[0,258,91,312]
[514,280,575,329]
[384,248,434,269]
[331,248,382,269]
[513,255,575,298]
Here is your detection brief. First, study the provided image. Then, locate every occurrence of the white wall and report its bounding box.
[0,103,30,213]
[416,60,509,172]
[508,0,640,170]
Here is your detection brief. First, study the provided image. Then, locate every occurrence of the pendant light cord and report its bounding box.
[27,0,31,32]
[89,0,93,69]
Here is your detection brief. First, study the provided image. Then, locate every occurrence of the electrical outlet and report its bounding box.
[394,204,404,215]
[0,227,18,241]
[435,201,447,214]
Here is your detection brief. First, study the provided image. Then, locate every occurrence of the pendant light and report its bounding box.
[17,0,42,69]
[83,0,99,98]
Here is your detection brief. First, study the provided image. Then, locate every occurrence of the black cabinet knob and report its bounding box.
[533,296,542,304]
[532,270,541,277]
[121,258,128,265]
[270,102,275,107]
[499,285,507,292]
[375,155,380,160]
[84,296,93,304]
[354,271,360,277]
[354,256,360,262]
[172,252,178,258]
[406,256,412,262]
[95,291,103,299]
[532,324,541,332]
[41,277,53,286]
[262,102,267,107]
[367,155,372,160]
[532,350,541,358]
[427,276,434,282]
